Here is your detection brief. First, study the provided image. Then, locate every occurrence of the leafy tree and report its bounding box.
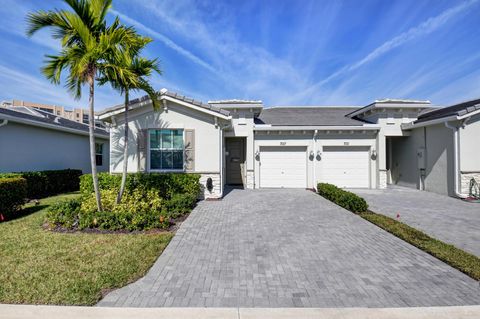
[99,44,161,203]
[26,0,141,211]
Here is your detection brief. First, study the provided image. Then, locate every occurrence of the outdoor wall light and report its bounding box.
[206,178,213,192]
[371,149,377,160]
[255,150,260,160]
[316,151,322,161]
[309,150,315,158]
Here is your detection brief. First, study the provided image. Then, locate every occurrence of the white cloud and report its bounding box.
[291,0,478,103]
[110,9,218,74]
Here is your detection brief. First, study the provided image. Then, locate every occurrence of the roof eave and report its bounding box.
[0,113,109,138]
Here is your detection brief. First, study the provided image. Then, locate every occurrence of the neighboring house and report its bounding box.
[394,99,480,197]
[0,106,109,174]
[98,88,479,199]
[0,99,105,128]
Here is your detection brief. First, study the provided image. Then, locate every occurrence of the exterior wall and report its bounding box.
[109,100,224,198]
[459,115,480,194]
[390,130,424,189]
[253,131,378,189]
[392,124,455,196]
[224,111,255,189]
[0,121,109,173]
[424,124,455,196]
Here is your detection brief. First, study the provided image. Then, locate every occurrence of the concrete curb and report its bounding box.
[0,305,479,319]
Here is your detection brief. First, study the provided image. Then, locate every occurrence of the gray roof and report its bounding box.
[98,89,230,117]
[415,98,480,124]
[0,107,109,137]
[255,107,368,126]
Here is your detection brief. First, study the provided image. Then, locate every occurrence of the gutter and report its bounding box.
[444,120,469,199]
[254,125,380,131]
[313,130,318,190]
[0,114,108,139]
[402,108,480,130]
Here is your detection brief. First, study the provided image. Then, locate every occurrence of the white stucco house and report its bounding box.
[98,89,480,199]
[0,106,110,174]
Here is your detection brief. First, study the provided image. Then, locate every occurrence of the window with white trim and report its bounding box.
[149,129,184,170]
[95,143,103,166]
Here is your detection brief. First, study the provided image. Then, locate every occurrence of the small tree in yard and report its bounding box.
[99,47,161,204]
[26,0,141,211]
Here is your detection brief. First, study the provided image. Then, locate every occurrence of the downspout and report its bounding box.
[445,121,468,198]
[313,130,318,191]
[0,119,8,128]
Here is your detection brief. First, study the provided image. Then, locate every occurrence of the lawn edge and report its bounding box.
[358,210,480,281]
[317,192,480,281]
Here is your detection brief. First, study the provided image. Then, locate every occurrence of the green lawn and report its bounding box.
[0,193,173,305]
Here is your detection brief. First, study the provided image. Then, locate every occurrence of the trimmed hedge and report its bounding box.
[0,177,27,216]
[80,172,201,199]
[317,183,368,213]
[0,169,82,199]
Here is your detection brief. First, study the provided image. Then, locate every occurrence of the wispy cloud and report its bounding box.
[292,0,478,103]
[110,9,218,74]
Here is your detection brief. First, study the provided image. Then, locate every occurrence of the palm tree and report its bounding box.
[26,0,140,211]
[99,45,161,204]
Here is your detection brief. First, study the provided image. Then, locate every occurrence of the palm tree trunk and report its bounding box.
[116,89,129,204]
[88,72,103,211]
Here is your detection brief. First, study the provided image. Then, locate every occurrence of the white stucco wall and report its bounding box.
[253,131,378,189]
[459,115,480,173]
[392,124,455,196]
[0,121,109,173]
[109,100,225,198]
[224,111,255,189]
[423,124,455,196]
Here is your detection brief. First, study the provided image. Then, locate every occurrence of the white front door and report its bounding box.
[260,146,307,188]
[320,146,370,188]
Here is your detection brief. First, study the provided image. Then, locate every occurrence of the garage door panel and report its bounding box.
[320,147,370,188]
[260,146,307,188]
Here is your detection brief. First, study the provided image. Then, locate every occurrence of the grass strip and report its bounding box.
[359,210,480,281]
[0,192,173,305]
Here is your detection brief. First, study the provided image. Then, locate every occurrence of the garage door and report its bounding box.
[260,146,307,188]
[320,146,370,188]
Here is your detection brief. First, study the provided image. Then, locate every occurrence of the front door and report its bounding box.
[226,138,245,185]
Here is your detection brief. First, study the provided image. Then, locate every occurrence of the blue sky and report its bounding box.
[1,0,480,110]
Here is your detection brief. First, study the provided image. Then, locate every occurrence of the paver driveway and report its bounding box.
[353,186,480,257]
[98,189,480,308]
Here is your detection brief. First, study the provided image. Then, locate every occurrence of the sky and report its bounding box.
[0,0,480,110]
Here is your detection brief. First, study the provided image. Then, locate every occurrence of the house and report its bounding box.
[1,99,93,125]
[98,89,479,199]
[0,106,109,174]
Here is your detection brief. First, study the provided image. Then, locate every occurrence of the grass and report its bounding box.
[359,211,480,281]
[0,192,173,305]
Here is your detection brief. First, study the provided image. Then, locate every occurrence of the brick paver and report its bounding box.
[98,189,480,307]
[353,186,480,257]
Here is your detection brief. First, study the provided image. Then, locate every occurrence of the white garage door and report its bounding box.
[320,146,370,188]
[260,146,307,188]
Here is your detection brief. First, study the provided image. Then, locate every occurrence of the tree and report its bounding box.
[26,0,140,211]
[99,45,161,203]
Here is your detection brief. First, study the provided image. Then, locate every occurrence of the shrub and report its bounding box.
[317,183,368,213]
[0,177,27,216]
[164,193,198,219]
[46,198,82,229]
[80,173,201,199]
[0,169,82,199]
[47,189,176,231]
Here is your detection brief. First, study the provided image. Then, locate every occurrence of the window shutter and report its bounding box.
[184,129,195,172]
[137,129,148,172]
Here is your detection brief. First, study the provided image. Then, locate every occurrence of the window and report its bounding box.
[95,143,103,166]
[149,129,184,170]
